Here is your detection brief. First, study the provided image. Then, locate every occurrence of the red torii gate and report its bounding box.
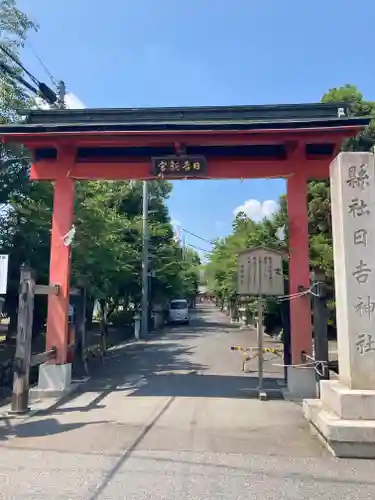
[0,102,369,385]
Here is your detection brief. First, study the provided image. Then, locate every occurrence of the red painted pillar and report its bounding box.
[46,175,75,364]
[287,172,312,363]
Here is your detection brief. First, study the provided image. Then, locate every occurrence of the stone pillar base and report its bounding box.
[303,380,375,458]
[30,363,72,399]
[286,366,317,398]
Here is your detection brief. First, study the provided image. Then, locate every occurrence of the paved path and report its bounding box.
[1,304,375,499]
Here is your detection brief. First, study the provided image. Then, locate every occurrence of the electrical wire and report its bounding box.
[180,228,215,245]
[0,43,57,104]
[0,60,38,94]
[187,242,212,254]
[0,43,39,86]
[24,40,56,85]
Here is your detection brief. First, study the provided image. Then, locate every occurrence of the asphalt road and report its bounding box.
[1,304,375,499]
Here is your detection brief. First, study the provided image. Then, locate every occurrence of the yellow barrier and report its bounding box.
[230,345,283,371]
[230,345,283,355]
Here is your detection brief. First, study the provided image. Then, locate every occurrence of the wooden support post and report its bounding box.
[281,278,291,384]
[73,286,88,374]
[311,269,329,380]
[34,284,60,295]
[10,266,35,414]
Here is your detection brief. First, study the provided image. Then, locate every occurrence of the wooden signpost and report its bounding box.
[0,254,9,295]
[237,247,285,399]
[10,266,35,414]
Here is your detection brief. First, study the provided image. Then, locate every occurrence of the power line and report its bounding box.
[0,43,39,86]
[0,43,57,105]
[187,242,212,254]
[180,228,214,245]
[19,41,66,109]
[24,40,57,85]
[0,60,38,95]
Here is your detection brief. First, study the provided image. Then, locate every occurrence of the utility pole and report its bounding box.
[141,180,149,337]
[57,80,66,109]
[182,232,186,260]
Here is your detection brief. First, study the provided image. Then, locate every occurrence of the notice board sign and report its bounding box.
[237,247,284,296]
[0,254,9,294]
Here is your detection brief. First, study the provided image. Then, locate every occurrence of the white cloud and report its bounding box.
[233,199,279,222]
[65,92,86,109]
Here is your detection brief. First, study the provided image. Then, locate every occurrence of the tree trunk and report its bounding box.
[107,298,119,320]
[245,304,252,325]
[122,293,129,312]
[225,300,230,316]
[99,298,108,354]
[230,299,237,322]
[85,296,95,331]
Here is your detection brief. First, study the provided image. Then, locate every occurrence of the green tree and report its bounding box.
[206,84,375,336]
[205,211,284,323]
[71,179,200,337]
[0,0,47,336]
[308,85,375,283]
[0,1,199,342]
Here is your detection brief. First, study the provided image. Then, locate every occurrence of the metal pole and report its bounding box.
[257,295,264,392]
[141,180,149,337]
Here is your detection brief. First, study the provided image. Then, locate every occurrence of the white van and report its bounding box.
[169,299,189,325]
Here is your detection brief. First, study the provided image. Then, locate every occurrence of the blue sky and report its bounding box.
[18,0,375,258]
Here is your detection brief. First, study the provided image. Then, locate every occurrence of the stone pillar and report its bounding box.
[304,152,375,458]
[331,152,375,390]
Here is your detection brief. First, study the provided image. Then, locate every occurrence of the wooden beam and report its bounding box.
[15,129,356,149]
[30,347,57,367]
[31,157,331,181]
[0,123,364,145]
[34,284,60,296]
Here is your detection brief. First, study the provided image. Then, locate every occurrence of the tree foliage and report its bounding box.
[0,1,200,339]
[205,84,375,333]
[205,211,285,327]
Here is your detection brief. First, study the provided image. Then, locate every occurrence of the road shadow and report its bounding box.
[86,342,206,384]
[15,306,283,418]
[192,320,242,330]
[0,415,108,442]
[125,373,283,399]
